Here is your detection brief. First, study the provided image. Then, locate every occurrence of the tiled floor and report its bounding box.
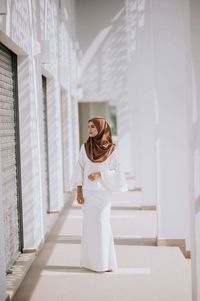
[12,191,192,301]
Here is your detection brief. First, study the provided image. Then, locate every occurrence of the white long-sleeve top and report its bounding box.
[70,144,128,192]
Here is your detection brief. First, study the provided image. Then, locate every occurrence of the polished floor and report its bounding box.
[12,189,192,301]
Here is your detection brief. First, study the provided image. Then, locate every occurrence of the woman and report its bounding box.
[71,116,127,273]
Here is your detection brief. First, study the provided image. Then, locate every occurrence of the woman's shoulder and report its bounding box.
[80,144,86,151]
[112,144,118,153]
[78,144,86,157]
[80,143,87,158]
[109,145,119,159]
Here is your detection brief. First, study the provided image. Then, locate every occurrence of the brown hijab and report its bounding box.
[84,116,116,163]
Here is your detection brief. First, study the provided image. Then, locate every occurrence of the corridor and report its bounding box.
[0,0,199,300]
[10,185,191,301]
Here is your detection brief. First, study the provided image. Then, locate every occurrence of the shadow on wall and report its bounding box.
[10,1,31,53]
[77,0,146,135]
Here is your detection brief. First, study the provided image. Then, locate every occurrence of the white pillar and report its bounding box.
[61,89,69,192]
[66,91,74,190]
[151,0,191,248]
[47,79,64,210]
[18,56,44,249]
[137,0,156,206]
[127,51,143,189]
[127,0,156,206]
[188,0,200,299]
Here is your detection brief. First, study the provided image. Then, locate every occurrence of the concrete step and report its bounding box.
[54,234,157,246]
[12,244,192,301]
[111,210,157,238]
[59,209,157,240]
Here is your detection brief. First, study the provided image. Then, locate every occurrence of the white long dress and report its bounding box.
[71,144,128,272]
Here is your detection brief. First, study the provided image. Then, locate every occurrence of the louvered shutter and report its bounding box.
[0,43,22,271]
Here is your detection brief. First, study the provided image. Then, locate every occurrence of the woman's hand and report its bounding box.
[76,186,84,204]
[88,172,101,182]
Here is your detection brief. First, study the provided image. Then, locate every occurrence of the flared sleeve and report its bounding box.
[70,144,84,188]
[100,149,128,192]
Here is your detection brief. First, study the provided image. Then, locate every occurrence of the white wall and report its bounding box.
[151,0,191,248]
[126,0,157,204]
[188,0,200,299]
[76,0,192,243]
[0,0,79,298]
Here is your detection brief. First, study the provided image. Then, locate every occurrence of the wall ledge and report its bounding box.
[157,238,191,259]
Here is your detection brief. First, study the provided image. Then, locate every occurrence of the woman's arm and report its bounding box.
[70,145,84,189]
[100,149,128,192]
[76,185,84,204]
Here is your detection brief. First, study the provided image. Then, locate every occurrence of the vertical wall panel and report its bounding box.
[42,75,50,212]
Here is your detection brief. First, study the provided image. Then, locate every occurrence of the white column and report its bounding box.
[73,97,80,162]
[61,91,80,193]
[127,54,143,189]
[117,99,134,177]
[188,0,200,299]
[127,0,156,206]
[66,91,74,191]
[137,0,156,206]
[151,0,191,246]
[0,155,7,301]
[18,56,44,250]
[47,79,64,210]
[61,89,69,193]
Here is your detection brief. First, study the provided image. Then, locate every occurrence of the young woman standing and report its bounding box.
[71,116,127,272]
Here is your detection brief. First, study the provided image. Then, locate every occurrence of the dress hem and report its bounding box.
[80,264,118,273]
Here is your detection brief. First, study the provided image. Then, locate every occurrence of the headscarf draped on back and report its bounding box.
[84,116,116,163]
